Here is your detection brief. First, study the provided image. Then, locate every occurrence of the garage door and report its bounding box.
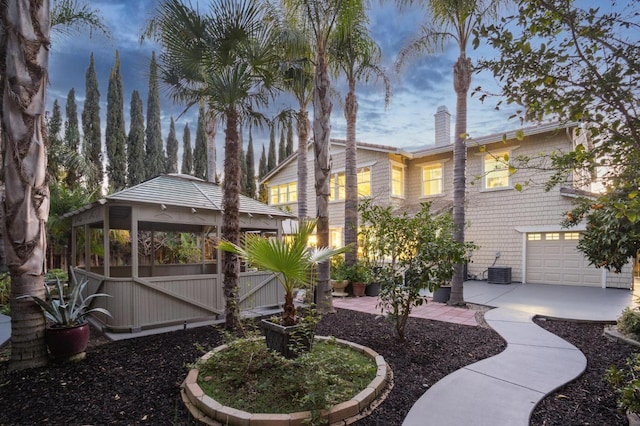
[526,231,602,286]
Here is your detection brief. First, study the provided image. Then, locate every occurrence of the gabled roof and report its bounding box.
[411,121,578,157]
[260,138,411,182]
[64,174,293,219]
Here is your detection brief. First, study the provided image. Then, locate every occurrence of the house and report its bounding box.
[261,107,633,289]
[64,174,293,333]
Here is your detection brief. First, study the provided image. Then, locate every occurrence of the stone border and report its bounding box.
[604,325,640,348]
[181,335,391,425]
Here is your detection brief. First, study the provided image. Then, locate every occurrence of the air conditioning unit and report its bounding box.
[488,266,512,284]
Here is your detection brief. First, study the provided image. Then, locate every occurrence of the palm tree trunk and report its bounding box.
[222,106,241,331]
[313,45,334,315]
[204,109,217,183]
[297,108,309,220]
[344,80,358,266]
[449,54,472,306]
[3,0,51,371]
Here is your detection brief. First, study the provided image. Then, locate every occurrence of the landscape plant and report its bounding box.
[359,200,474,340]
[606,353,640,418]
[218,218,348,326]
[196,333,376,418]
[616,307,640,341]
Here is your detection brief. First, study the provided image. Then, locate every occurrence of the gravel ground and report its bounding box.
[0,307,634,425]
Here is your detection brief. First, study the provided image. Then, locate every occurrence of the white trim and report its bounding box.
[515,224,587,233]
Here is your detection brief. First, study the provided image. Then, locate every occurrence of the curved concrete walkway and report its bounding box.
[403,307,587,426]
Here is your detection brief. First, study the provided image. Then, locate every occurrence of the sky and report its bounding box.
[46,0,524,171]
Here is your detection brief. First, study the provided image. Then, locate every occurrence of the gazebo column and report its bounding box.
[84,223,90,272]
[132,207,139,278]
[103,205,110,278]
[71,225,77,269]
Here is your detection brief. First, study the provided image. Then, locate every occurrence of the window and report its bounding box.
[484,151,511,189]
[357,167,371,197]
[545,233,560,240]
[269,182,297,205]
[565,232,580,240]
[391,164,404,197]
[330,228,343,249]
[528,233,542,241]
[329,167,371,201]
[422,163,443,196]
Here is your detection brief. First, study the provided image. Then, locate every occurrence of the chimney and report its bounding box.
[434,105,451,145]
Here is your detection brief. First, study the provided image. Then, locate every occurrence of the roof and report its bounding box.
[64,174,294,219]
[261,138,412,182]
[411,121,578,158]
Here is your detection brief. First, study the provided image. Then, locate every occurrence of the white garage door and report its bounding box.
[526,231,602,286]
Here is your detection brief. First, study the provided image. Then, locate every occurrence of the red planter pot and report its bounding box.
[352,282,366,297]
[45,322,90,360]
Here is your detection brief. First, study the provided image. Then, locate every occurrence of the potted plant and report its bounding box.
[218,219,347,358]
[330,255,349,297]
[345,261,371,297]
[19,278,112,360]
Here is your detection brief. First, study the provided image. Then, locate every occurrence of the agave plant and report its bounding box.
[218,219,348,326]
[19,279,112,327]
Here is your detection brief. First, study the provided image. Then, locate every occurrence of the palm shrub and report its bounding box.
[359,200,475,340]
[218,219,348,326]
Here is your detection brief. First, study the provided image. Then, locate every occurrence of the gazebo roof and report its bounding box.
[64,174,294,219]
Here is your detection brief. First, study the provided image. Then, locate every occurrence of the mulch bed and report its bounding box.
[0,307,635,425]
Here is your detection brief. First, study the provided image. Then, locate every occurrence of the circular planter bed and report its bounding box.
[181,336,391,425]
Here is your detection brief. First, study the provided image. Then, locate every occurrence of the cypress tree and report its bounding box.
[278,126,286,164]
[105,50,127,192]
[166,117,179,173]
[64,88,81,188]
[193,105,208,180]
[145,51,165,179]
[127,90,145,186]
[286,119,294,157]
[259,144,268,180]
[181,123,193,175]
[246,128,256,198]
[47,99,64,182]
[267,124,276,171]
[82,52,102,192]
[258,144,268,204]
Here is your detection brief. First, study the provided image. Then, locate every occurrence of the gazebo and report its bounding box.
[64,174,293,333]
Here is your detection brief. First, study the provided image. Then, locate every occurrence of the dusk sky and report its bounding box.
[47,0,525,170]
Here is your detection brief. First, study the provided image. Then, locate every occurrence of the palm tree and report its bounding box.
[281,0,362,314]
[148,0,281,330]
[276,17,314,220]
[395,0,501,306]
[1,0,108,371]
[219,219,347,326]
[329,6,390,267]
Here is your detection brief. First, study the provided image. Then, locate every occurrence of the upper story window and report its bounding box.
[329,167,371,201]
[484,151,511,189]
[269,182,297,205]
[391,164,404,197]
[422,163,443,196]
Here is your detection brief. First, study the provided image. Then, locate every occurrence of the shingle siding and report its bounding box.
[261,127,633,289]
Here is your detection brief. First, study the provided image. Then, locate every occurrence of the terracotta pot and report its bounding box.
[45,322,90,360]
[352,282,366,297]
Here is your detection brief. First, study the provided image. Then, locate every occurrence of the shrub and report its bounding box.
[606,353,640,415]
[617,307,640,339]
